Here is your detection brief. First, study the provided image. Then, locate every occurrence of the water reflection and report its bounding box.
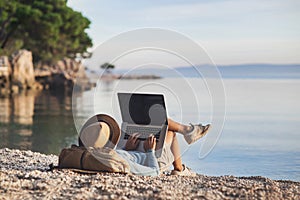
[14,91,35,125]
[99,78,114,92]
[0,90,78,154]
[0,98,10,123]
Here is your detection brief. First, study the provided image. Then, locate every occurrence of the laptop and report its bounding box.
[117,92,168,157]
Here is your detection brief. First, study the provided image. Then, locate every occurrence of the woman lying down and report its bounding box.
[75,114,211,176]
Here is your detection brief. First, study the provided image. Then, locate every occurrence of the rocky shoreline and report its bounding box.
[0,50,93,96]
[0,148,299,199]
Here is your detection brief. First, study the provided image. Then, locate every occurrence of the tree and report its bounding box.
[0,0,92,64]
[100,62,115,74]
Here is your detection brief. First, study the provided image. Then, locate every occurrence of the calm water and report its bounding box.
[0,78,299,181]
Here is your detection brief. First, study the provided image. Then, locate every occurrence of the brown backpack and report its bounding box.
[58,145,130,173]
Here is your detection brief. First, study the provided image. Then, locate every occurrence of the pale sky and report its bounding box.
[68,0,300,67]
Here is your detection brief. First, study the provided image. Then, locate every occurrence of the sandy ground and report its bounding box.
[0,148,299,199]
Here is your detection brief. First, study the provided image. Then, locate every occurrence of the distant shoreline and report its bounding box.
[93,73,162,80]
[1,148,299,199]
[92,64,300,79]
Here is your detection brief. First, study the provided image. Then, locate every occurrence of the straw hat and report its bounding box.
[78,114,120,148]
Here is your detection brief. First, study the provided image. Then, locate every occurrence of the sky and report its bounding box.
[68,0,300,67]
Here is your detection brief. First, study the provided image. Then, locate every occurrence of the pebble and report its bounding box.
[0,148,299,199]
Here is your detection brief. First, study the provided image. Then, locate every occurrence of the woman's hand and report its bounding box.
[124,133,140,151]
[143,135,157,152]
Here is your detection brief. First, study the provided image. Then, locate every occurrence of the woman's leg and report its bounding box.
[163,119,211,173]
[165,131,183,171]
[168,118,192,134]
[168,118,211,145]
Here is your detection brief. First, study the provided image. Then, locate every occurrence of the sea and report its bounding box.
[0,66,299,181]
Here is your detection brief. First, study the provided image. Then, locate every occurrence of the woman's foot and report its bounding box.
[184,124,211,144]
[171,164,196,176]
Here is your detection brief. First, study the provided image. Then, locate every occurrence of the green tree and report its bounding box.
[0,0,92,64]
[100,62,115,74]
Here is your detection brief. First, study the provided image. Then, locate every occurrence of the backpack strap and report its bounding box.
[80,150,88,169]
[48,163,59,171]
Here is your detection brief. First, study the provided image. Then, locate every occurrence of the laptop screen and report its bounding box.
[118,93,167,126]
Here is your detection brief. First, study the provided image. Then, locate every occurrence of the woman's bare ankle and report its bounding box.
[174,164,183,172]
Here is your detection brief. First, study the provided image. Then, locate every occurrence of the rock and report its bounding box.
[35,57,93,92]
[11,50,36,89]
[1,50,93,95]
[0,56,11,89]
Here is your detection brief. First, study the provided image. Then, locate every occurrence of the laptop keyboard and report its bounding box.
[124,126,161,140]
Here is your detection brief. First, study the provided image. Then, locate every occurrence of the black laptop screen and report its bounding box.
[118,93,167,126]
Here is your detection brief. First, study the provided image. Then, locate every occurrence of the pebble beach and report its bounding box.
[0,148,299,199]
